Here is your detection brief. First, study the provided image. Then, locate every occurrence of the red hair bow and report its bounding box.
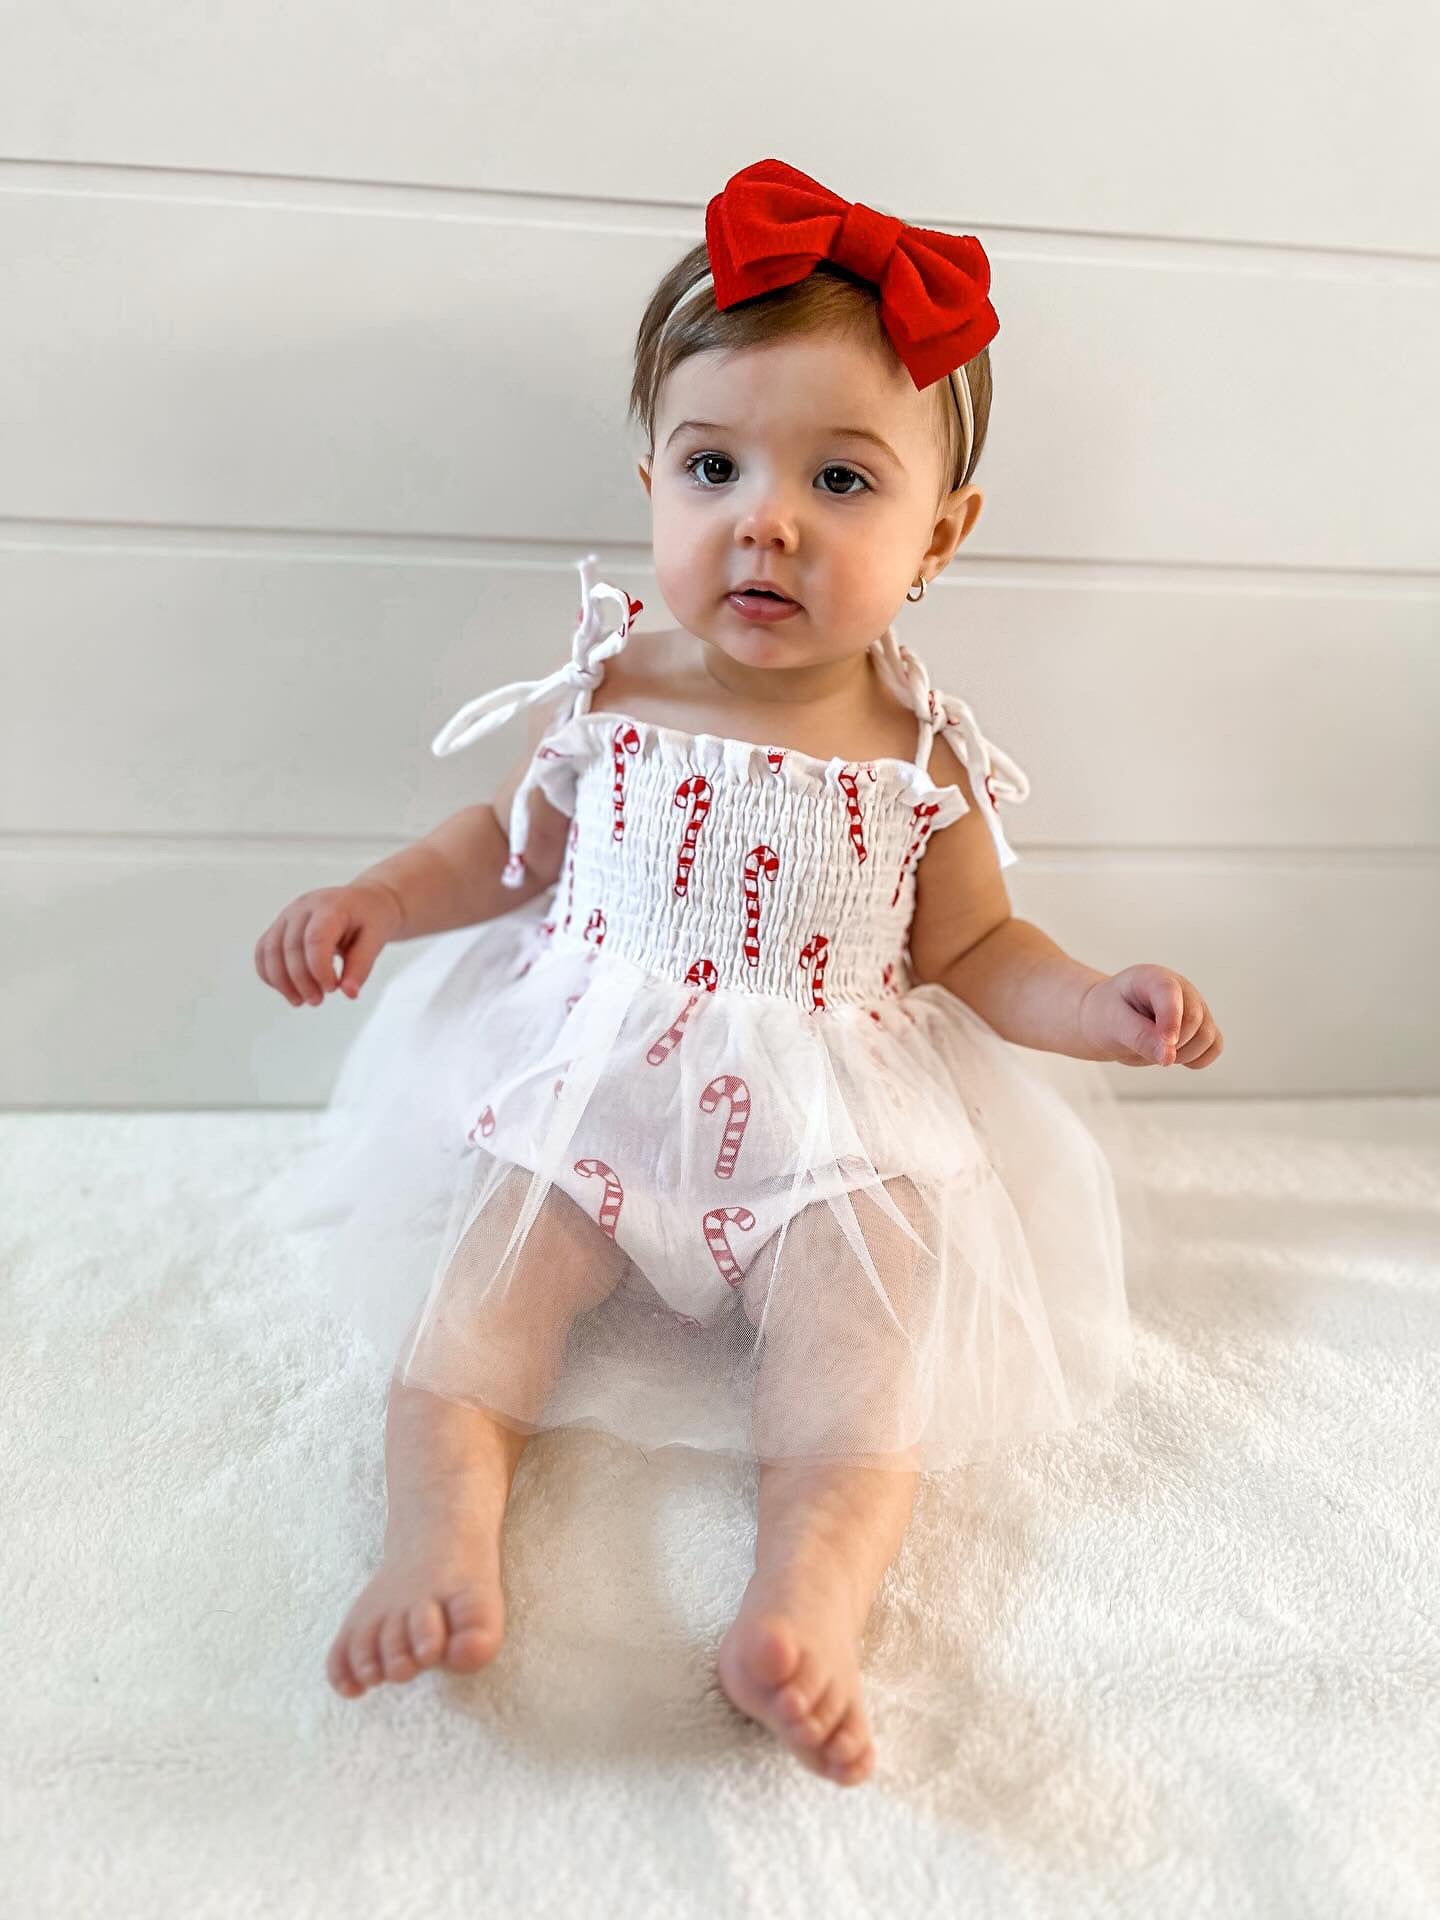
[704,157,999,391]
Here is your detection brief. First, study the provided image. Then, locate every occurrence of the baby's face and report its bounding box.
[639,330,982,670]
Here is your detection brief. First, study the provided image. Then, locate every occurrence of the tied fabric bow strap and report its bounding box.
[871,633,1029,870]
[429,552,644,887]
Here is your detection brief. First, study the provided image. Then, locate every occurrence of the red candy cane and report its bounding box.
[574,1157,624,1239]
[837,762,878,864]
[742,843,780,966]
[698,1073,751,1177]
[467,1104,496,1144]
[703,1205,755,1289]
[672,775,712,896]
[645,958,718,1065]
[561,819,578,931]
[891,802,941,908]
[798,933,830,1011]
[584,907,606,948]
[611,722,640,840]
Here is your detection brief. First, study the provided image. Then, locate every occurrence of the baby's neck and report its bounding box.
[696,635,879,711]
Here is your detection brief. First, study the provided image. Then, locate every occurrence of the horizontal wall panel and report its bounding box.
[3,546,1436,850]
[1,844,1434,1106]
[1,1,1434,258]
[2,192,1437,571]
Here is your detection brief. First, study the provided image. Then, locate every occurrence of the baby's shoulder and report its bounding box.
[587,624,688,720]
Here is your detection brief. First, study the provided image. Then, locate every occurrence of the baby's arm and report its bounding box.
[909,739,1222,1069]
[354,697,572,941]
[908,740,1108,1058]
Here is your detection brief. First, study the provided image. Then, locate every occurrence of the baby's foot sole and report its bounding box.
[715,1609,876,1786]
[327,1526,506,1698]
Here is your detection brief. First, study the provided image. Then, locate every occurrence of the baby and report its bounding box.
[254,158,1223,1788]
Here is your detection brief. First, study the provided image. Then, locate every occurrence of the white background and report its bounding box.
[1,0,1435,1106]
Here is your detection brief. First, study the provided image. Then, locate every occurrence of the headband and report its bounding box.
[655,157,999,485]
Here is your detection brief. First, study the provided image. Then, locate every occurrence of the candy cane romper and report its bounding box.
[255,556,1145,1472]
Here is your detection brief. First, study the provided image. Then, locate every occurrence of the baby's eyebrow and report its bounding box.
[665,419,904,468]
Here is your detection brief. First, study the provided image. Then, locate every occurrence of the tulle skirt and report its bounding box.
[246,892,1155,1475]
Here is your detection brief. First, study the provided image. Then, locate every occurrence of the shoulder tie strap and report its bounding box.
[430,554,643,758]
[869,629,1030,869]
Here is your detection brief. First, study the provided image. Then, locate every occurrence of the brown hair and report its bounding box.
[628,241,992,510]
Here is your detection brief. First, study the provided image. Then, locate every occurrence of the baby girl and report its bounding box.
[253,157,1222,1788]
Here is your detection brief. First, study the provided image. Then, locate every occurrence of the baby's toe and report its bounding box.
[346,1619,385,1691]
[326,1633,365,1698]
[441,1588,504,1673]
[379,1613,419,1683]
[797,1678,846,1746]
[407,1600,448,1669]
[820,1709,875,1783]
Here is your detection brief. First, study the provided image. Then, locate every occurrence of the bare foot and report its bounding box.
[327,1472,511,1697]
[716,1575,877,1787]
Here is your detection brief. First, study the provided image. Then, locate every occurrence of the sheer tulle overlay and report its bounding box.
[250,889,1154,1475]
[247,560,1153,1474]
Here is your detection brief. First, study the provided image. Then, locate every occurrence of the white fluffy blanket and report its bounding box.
[1,1101,1436,1918]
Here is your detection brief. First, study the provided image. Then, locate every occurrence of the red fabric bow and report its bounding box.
[704,158,999,390]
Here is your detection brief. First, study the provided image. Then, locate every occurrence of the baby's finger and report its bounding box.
[338,919,386,997]
[260,925,303,1005]
[303,910,343,996]
[1176,1015,1222,1066]
[283,919,326,1005]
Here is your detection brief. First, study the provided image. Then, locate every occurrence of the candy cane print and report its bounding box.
[466,1104,497,1145]
[798,933,830,1011]
[645,958,718,1065]
[611,722,640,840]
[561,819,578,931]
[584,906,606,948]
[574,1157,624,1239]
[837,762,878,863]
[698,1073,751,1178]
[890,802,941,908]
[703,1205,756,1289]
[672,775,712,897]
[741,843,780,966]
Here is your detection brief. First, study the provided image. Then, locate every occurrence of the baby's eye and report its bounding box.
[681,453,870,497]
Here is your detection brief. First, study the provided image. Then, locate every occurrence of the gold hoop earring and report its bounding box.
[906,576,927,603]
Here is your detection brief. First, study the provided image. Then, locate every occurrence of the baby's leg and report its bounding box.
[328,1162,628,1699]
[718,1178,930,1786]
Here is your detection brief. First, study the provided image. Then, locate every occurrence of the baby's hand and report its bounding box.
[1078,965,1224,1070]
[254,882,405,1007]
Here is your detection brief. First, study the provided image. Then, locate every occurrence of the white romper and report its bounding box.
[252,555,1148,1472]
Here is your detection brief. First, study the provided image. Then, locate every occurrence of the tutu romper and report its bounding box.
[253,554,1148,1474]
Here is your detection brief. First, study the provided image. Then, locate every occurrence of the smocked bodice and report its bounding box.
[430,554,1030,1010]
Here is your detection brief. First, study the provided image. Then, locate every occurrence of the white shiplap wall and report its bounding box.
[2,1,1437,1107]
